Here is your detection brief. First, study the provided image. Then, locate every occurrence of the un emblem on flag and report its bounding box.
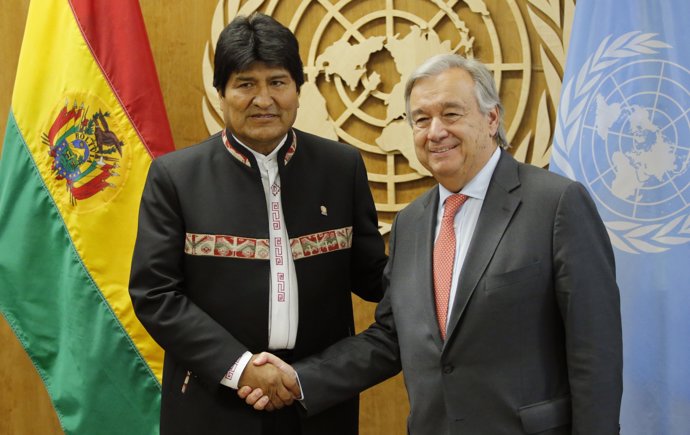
[554,32,690,254]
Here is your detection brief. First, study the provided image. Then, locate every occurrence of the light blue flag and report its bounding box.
[550,1,690,433]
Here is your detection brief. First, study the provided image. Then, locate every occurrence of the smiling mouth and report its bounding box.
[430,144,458,153]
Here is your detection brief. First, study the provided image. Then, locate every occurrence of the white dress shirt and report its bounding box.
[434,147,501,327]
[220,134,299,388]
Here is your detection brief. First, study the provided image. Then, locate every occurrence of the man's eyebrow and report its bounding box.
[410,102,466,118]
[233,72,291,82]
[232,74,256,82]
[410,108,426,119]
[440,101,466,111]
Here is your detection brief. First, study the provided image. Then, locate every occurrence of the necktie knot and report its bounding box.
[443,194,469,220]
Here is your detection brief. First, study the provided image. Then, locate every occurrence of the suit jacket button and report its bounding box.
[443,365,454,374]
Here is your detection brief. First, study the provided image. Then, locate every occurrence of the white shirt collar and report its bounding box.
[438,146,501,204]
[232,133,288,164]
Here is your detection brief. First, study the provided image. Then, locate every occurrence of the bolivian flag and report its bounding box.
[0,1,173,433]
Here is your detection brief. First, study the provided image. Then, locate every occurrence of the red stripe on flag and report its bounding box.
[68,0,175,158]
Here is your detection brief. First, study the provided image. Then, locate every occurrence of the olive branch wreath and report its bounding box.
[523,0,574,167]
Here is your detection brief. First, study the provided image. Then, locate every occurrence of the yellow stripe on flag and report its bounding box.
[13,1,163,382]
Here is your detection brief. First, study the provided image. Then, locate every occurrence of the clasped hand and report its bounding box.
[237,352,301,411]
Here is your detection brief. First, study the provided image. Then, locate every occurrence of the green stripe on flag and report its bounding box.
[0,112,160,435]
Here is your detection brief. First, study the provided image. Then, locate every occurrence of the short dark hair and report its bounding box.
[213,13,305,95]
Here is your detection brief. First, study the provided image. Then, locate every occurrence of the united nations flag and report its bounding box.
[551,1,690,433]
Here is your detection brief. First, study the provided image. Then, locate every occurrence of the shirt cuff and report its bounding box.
[295,371,305,404]
[220,351,252,389]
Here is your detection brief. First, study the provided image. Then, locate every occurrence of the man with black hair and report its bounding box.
[129,12,386,435]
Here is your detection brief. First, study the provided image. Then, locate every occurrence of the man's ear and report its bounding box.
[487,106,499,136]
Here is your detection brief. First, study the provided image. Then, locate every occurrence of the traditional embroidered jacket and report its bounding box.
[129,128,387,435]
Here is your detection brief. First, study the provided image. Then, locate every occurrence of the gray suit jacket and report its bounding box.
[295,150,622,435]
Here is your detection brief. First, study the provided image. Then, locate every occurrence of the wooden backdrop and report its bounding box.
[0,0,574,433]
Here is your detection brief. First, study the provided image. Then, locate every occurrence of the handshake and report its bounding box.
[236,352,302,411]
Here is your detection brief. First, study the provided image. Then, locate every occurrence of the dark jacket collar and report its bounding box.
[221,128,297,169]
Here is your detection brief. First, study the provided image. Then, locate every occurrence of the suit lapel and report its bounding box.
[444,151,522,344]
[414,187,445,351]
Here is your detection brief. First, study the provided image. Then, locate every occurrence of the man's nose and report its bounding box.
[427,117,448,141]
[252,85,273,108]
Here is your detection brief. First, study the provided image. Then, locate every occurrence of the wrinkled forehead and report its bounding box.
[410,71,477,106]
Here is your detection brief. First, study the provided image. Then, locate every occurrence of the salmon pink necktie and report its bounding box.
[433,194,468,340]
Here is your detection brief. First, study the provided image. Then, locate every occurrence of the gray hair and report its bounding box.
[404,54,508,149]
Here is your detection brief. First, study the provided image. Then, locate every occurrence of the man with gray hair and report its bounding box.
[242,53,623,434]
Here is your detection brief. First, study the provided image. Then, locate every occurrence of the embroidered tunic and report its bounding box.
[130,128,386,435]
[220,131,300,388]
